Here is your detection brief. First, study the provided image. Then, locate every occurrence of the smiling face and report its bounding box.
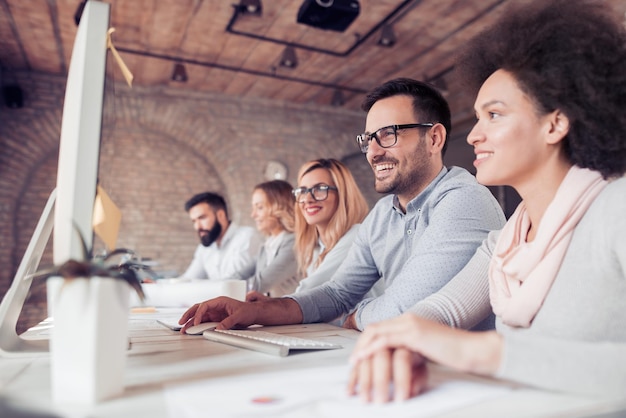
[250,189,282,236]
[364,95,441,209]
[297,167,339,236]
[467,69,568,193]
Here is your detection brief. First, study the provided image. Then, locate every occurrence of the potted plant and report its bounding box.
[33,231,153,405]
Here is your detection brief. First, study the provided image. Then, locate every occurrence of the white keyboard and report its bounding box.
[202,328,342,357]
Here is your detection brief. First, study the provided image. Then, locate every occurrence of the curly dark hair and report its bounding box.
[456,0,626,178]
[361,77,452,156]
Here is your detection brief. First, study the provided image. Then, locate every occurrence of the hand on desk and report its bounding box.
[348,347,428,403]
[178,295,304,333]
[346,312,503,403]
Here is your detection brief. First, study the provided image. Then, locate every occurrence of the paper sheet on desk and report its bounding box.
[164,364,511,418]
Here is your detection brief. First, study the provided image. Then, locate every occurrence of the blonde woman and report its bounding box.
[246,158,370,301]
[244,180,299,297]
[292,158,369,292]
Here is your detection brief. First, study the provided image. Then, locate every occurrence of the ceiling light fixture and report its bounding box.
[378,24,396,47]
[279,46,298,69]
[2,84,24,109]
[238,0,262,16]
[297,0,360,32]
[116,46,369,95]
[171,63,188,82]
[226,0,414,57]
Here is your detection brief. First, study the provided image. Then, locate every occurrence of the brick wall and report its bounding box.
[0,71,377,333]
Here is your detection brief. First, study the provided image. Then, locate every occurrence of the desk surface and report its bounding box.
[1,311,624,418]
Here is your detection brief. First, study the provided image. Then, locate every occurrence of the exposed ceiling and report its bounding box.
[1,0,626,130]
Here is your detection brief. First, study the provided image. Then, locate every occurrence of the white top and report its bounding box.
[181,224,261,281]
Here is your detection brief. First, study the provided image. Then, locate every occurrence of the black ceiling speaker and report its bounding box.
[297,0,360,32]
[3,85,24,109]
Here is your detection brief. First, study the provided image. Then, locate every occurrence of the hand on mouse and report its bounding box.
[178,296,258,333]
[178,295,305,333]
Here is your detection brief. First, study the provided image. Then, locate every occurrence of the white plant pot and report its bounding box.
[49,276,130,405]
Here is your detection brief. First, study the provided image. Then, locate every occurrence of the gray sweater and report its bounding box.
[410,176,626,398]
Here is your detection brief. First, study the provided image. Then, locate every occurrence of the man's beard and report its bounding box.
[199,222,222,247]
[373,138,430,196]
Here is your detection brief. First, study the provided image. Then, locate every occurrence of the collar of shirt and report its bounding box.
[317,237,326,253]
[392,166,449,216]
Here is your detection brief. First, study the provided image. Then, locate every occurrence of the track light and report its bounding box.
[279,46,298,69]
[74,0,88,26]
[171,63,188,82]
[238,0,262,16]
[331,90,344,107]
[2,84,24,109]
[297,0,360,32]
[378,24,396,47]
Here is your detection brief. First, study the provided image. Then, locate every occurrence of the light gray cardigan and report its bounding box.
[245,232,299,297]
[410,176,626,398]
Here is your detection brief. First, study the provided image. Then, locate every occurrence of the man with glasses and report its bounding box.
[179,78,504,332]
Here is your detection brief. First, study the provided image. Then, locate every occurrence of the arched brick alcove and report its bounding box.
[1,72,369,332]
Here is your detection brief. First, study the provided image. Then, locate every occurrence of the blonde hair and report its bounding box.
[294,159,369,277]
[253,180,295,233]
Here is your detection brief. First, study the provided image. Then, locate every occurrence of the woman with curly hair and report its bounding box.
[244,180,299,297]
[349,0,626,402]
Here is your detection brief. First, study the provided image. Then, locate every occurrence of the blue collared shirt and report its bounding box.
[290,166,506,330]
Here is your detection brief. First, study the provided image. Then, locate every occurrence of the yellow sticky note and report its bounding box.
[92,185,121,251]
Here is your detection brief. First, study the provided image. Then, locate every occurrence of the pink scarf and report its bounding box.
[489,166,608,327]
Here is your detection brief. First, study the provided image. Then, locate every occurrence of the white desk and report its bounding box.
[1,313,624,418]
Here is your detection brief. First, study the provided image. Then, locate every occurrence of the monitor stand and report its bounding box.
[0,190,56,357]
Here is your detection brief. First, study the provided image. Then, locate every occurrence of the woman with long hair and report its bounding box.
[292,158,369,292]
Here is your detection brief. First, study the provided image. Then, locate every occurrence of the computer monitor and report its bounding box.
[0,0,110,357]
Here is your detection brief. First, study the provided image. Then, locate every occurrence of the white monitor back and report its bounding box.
[0,0,110,357]
[53,0,108,266]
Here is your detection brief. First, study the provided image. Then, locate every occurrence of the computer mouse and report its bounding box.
[185,322,220,335]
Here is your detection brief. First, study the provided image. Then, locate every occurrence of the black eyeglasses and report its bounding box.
[292,184,338,203]
[356,123,434,153]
